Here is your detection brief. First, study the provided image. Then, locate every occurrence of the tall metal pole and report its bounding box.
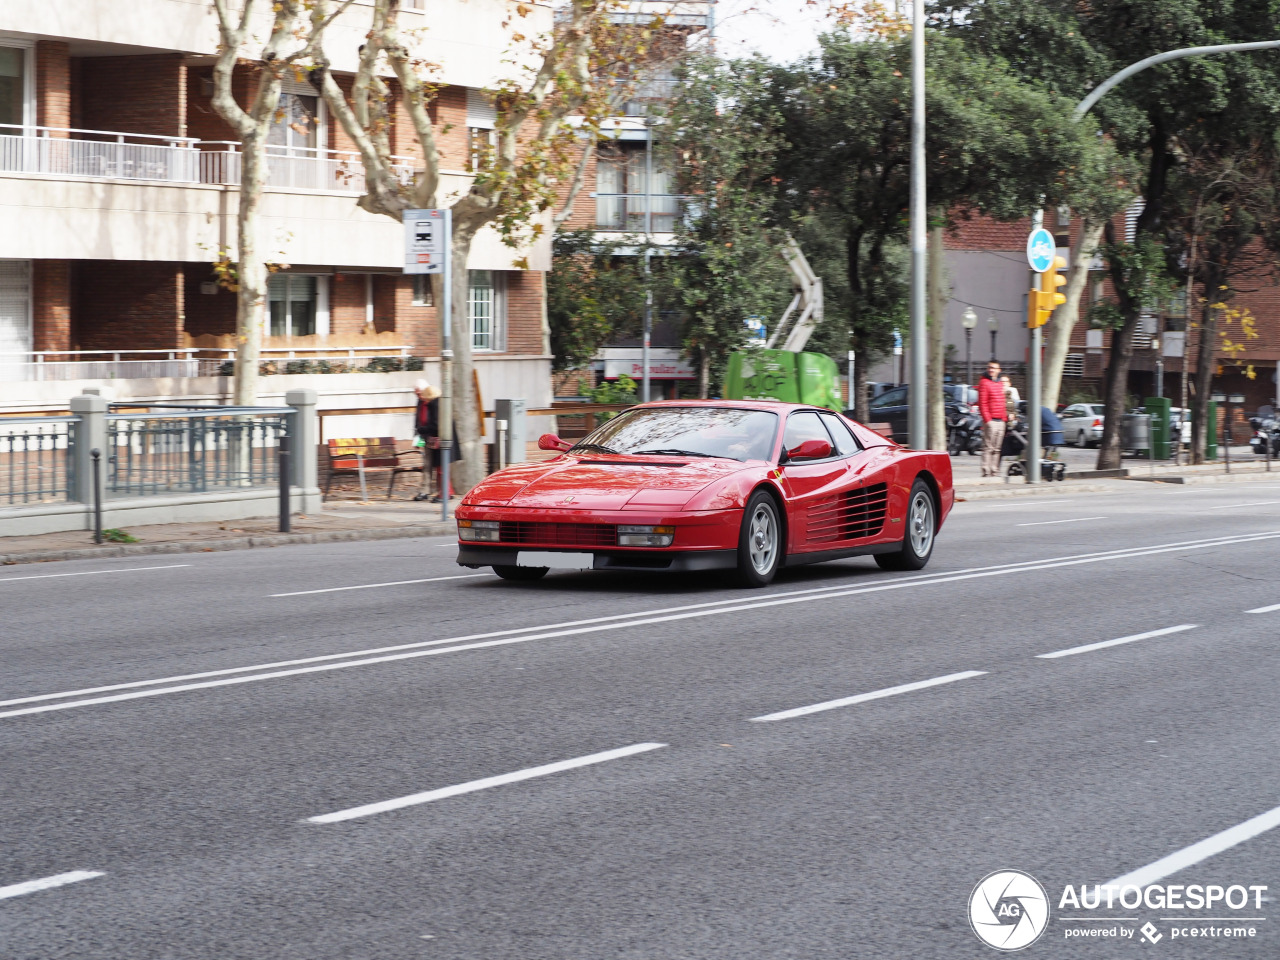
[907,0,927,449]
[847,350,855,411]
[642,118,653,402]
[964,329,972,387]
[440,207,453,521]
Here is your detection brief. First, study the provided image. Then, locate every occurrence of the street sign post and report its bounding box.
[1023,224,1058,484]
[404,209,452,519]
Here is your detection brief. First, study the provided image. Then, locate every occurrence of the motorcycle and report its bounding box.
[1248,415,1280,456]
[947,404,983,456]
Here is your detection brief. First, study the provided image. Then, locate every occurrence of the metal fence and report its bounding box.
[0,124,199,182]
[594,193,696,233]
[106,408,292,497]
[197,142,416,194]
[0,417,75,506]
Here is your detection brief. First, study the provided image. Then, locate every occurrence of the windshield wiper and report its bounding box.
[570,442,618,454]
[632,448,721,458]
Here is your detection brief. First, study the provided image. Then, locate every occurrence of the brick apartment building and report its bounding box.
[0,0,553,401]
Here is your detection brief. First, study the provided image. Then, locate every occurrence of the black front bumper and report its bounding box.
[457,544,737,572]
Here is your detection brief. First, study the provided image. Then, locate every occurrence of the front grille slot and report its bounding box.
[498,521,617,548]
[806,482,889,543]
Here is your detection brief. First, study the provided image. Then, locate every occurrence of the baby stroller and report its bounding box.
[1000,408,1067,481]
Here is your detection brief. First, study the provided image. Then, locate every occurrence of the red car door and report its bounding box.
[778,411,855,554]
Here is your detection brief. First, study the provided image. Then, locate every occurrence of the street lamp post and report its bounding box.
[962,307,977,385]
[1153,336,1163,399]
[987,315,998,362]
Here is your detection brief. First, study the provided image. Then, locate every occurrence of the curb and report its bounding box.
[0,521,457,567]
[1127,471,1280,485]
[954,482,1120,501]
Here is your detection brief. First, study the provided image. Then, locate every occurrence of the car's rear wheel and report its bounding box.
[1076,430,1089,448]
[875,479,936,572]
[492,564,548,582]
[737,490,782,587]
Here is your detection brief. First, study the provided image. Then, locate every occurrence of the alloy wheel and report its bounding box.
[908,490,934,557]
[749,503,778,574]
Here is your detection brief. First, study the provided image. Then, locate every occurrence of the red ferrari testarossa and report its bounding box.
[456,400,953,586]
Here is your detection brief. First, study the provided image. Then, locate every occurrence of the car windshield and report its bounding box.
[571,406,780,462]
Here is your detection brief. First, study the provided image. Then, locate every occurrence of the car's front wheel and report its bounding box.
[737,490,782,587]
[492,565,548,582]
[875,479,936,572]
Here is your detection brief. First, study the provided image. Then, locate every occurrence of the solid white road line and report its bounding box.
[958,499,1076,508]
[0,564,189,584]
[1017,516,1108,527]
[271,573,489,596]
[5,531,1279,721]
[308,743,667,824]
[1210,500,1280,509]
[1106,802,1280,889]
[1246,603,1280,614]
[1037,624,1198,660]
[0,870,104,901]
[749,671,987,723]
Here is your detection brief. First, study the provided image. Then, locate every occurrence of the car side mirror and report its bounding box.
[786,438,832,461]
[538,433,573,452]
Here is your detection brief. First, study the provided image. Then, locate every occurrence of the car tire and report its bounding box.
[875,479,936,572]
[736,490,783,587]
[1076,430,1088,448]
[492,564,549,582]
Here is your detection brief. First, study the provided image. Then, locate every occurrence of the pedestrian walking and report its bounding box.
[411,380,460,503]
[978,360,1007,477]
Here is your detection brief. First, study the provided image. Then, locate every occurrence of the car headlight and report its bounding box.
[458,519,500,542]
[617,524,675,547]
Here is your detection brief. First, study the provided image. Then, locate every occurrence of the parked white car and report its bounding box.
[1059,403,1105,447]
[1168,407,1193,445]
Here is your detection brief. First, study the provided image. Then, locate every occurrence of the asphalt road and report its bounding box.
[3,479,1280,959]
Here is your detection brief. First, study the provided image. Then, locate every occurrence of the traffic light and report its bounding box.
[1028,255,1067,329]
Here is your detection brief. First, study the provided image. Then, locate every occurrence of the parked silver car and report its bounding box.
[1059,403,1105,447]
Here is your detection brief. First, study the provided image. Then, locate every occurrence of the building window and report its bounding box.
[0,45,28,129]
[468,270,504,351]
[413,275,434,306]
[268,92,319,154]
[468,127,496,172]
[595,147,674,233]
[0,260,31,376]
[269,274,317,338]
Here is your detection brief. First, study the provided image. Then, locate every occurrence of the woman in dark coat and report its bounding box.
[412,380,460,502]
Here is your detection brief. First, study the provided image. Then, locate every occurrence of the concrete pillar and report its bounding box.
[69,394,107,516]
[285,387,321,512]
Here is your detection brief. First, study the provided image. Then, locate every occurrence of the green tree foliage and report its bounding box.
[547,230,649,373]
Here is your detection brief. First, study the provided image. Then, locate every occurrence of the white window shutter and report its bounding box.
[466,88,496,130]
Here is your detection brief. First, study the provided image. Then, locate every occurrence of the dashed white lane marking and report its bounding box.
[1210,500,1280,510]
[1037,624,1197,660]
[1246,603,1280,614]
[271,573,488,596]
[308,743,667,824]
[1107,802,1280,889]
[3,531,1278,721]
[1017,516,1108,527]
[0,870,104,901]
[0,564,189,584]
[749,671,987,723]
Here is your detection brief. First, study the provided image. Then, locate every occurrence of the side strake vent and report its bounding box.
[806,483,889,543]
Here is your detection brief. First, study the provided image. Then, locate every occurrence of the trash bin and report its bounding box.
[494,398,527,465]
[1144,397,1171,459]
[1123,412,1151,455]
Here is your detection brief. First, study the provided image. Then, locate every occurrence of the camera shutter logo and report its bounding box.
[969,870,1050,951]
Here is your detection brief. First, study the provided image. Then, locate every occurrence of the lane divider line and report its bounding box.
[1037,624,1198,660]
[1017,517,1108,527]
[0,870,104,901]
[1210,501,1280,510]
[748,671,987,723]
[1106,802,1280,890]
[308,742,668,824]
[0,564,189,585]
[5,531,1279,720]
[1247,603,1280,614]
[271,573,489,597]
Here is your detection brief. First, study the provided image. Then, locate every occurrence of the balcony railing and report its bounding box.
[594,193,695,233]
[197,142,416,193]
[0,124,199,182]
[0,125,415,194]
[622,78,681,116]
[0,346,416,382]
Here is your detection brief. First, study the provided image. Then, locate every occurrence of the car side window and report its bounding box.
[870,387,906,409]
[819,412,862,457]
[1063,406,1080,418]
[783,411,834,454]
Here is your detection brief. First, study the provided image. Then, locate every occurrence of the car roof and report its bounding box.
[631,399,825,413]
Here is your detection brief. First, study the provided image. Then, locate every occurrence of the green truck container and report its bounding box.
[724,350,840,410]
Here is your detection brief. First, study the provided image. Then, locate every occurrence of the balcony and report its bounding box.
[0,126,414,193]
[594,193,694,235]
[622,79,681,117]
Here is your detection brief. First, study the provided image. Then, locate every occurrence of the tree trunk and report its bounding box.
[926,217,946,450]
[446,227,483,494]
[1043,217,1104,410]
[232,129,272,407]
[698,347,710,399]
[1096,309,1139,470]
[1190,298,1217,464]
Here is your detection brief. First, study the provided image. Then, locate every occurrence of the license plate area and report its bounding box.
[516,551,594,569]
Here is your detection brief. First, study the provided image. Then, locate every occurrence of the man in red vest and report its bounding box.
[977,360,1007,477]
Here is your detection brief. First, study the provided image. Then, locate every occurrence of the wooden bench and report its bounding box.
[325,437,423,499]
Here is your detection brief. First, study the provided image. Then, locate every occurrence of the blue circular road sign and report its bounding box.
[1026,228,1055,272]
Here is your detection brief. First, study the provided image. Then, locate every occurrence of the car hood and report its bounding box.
[466,455,754,510]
